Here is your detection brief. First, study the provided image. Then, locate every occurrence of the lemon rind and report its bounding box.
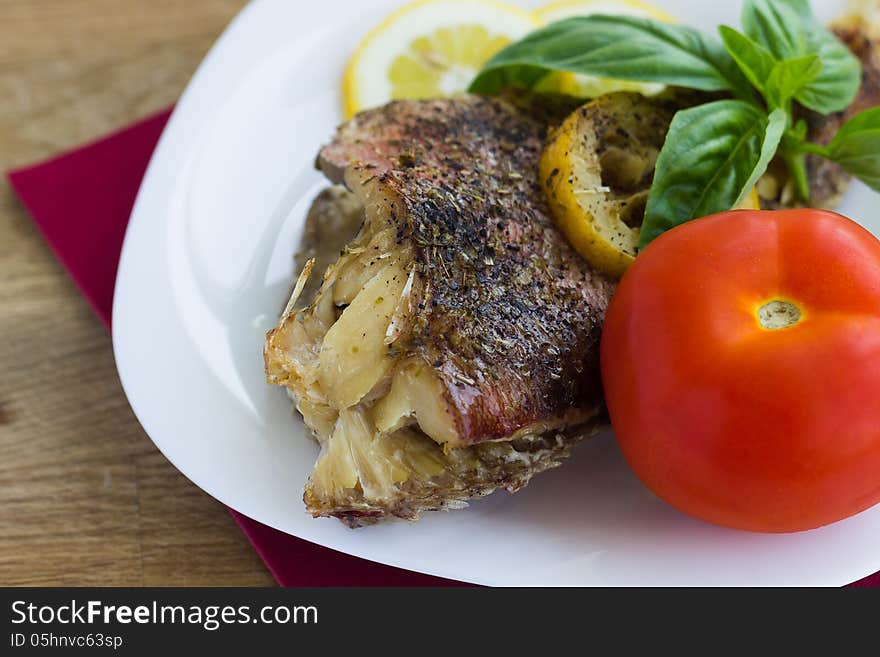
[342,0,538,118]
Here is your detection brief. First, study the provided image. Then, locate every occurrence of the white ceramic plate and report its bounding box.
[113,0,880,586]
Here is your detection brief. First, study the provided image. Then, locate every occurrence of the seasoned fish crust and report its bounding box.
[319,96,615,445]
[265,96,612,524]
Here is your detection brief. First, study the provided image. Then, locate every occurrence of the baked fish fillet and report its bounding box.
[265,95,614,526]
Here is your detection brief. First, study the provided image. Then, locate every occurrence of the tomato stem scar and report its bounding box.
[757,300,802,330]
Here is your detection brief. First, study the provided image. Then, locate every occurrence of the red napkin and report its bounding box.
[7,108,879,587]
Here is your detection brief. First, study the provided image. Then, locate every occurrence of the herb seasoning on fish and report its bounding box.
[266,95,613,525]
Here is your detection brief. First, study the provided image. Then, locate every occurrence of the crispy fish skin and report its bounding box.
[319,96,615,446]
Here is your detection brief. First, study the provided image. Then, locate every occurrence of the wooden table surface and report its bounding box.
[0,0,276,585]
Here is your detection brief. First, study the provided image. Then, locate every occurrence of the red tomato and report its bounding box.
[601,209,880,533]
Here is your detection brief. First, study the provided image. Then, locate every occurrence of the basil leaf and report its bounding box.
[719,26,822,111]
[826,107,880,191]
[742,0,807,60]
[640,102,786,248]
[742,0,860,114]
[794,26,861,114]
[718,26,776,95]
[469,15,746,95]
[765,55,822,110]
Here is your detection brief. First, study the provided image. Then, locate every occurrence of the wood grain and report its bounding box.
[0,0,275,586]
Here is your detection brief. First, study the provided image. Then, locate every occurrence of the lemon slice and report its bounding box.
[342,0,537,118]
[540,94,761,278]
[539,94,658,277]
[532,0,675,99]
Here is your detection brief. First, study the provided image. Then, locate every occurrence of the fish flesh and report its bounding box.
[265,95,613,525]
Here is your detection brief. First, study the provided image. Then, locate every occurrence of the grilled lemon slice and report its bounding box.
[539,93,675,277]
[342,0,536,118]
[541,93,760,277]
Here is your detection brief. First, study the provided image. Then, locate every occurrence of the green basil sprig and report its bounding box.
[640,103,786,248]
[469,0,877,247]
[742,0,861,114]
